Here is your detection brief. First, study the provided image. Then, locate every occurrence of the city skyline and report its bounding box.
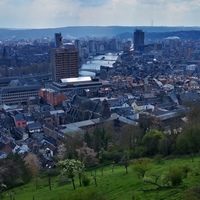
[0,0,200,29]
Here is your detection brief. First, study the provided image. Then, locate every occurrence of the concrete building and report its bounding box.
[88,40,96,54]
[51,45,79,82]
[54,33,62,48]
[0,84,40,105]
[134,29,145,51]
[49,76,110,96]
[74,39,81,52]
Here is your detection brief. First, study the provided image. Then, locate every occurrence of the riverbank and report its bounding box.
[79,52,120,76]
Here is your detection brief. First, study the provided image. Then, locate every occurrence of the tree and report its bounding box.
[120,124,140,150]
[57,144,67,160]
[24,153,41,176]
[58,159,84,190]
[132,158,152,178]
[158,131,178,156]
[142,130,163,156]
[132,158,171,191]
[120,150,130,174]
[187,103,200,125]
[63,131,84,159]
[76,142,98,168]
[89,126,112,152]
[176,125,200,154]
[83,131,93,148]
[98,149,123,163]
[0,177,6,199]
[0,153,32,188]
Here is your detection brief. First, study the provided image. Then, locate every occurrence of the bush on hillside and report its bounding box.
[82,174,90,187]
[166,166,185,186]
[183,185,200,200]
[68,188,106,200]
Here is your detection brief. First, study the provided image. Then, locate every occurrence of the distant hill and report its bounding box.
[116,30,200,40]
[0,26,200,40]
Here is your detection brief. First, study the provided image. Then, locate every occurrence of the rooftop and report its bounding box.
[60,76,92,83]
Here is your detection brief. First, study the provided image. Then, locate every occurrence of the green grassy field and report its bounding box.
[2,156,200,200]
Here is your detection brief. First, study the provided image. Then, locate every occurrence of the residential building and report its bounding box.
[39,88,68,107]
[51,45,79,82]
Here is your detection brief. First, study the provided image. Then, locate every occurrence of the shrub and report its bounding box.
[57,176,71,186]
[46,168,60,177]
[181,165,191,178]
[154,154,164,164]
[102,150,123,163]
[68,188,106,200]
[132,158,152,178]
[12,179,25,188]
[167,166,185,186]
[82,174,90,187]
[183,185,200,200]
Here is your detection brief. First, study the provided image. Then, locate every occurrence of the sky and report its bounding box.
[0,0,200,29]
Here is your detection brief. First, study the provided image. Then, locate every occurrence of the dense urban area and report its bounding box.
[0,28,200,200]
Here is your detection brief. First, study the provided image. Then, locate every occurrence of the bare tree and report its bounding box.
[57,144,67,160]
[76,142,98,168]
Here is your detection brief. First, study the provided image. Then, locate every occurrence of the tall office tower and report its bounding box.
[74,39,81,57]
[134,29,145,51]
[54,33,62,48]
[74,39,81,51]
[88,40,96,54]
[51,44,79,82]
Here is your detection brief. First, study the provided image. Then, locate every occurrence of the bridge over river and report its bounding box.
[92,58,116,62]
[80,52,120,76]
[79,68,100,73]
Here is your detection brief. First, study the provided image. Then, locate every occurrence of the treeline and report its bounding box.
[0,153,32,189]
[58,104,200,166]
[1,103,200,192]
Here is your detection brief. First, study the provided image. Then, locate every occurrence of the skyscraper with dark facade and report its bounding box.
[54,33,62,48]
[134,29,145,51]
[51,35,79,82]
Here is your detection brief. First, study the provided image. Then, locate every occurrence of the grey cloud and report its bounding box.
[7,0,33,5]
[137,0,166,5]
[138,0,198,5]
[77,0,109,7]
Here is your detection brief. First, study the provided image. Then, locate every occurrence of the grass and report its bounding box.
[2,155,200,200]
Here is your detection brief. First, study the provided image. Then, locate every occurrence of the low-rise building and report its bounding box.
[0,84,40,105]
[39,88,67,107]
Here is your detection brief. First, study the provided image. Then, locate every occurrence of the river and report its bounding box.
[79,52,120,76]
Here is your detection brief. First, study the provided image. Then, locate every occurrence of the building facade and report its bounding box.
[0,85,40,105]
[134,29,145,51]
[51,46,79,82]
[54,33,62,48]
[39,88,68,107]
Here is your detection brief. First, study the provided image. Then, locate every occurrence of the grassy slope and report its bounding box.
[3,156,200,200]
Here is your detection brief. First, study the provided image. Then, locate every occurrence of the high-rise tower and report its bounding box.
[51,34,79,82]
[54,33,62,48]
[134,29,145,51]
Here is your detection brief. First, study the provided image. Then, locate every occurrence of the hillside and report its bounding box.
[2,156,200,200]
[0,26,200,39]
[116,30,200,40]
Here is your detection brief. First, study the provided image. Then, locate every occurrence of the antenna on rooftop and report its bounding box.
[151,19,154,27]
